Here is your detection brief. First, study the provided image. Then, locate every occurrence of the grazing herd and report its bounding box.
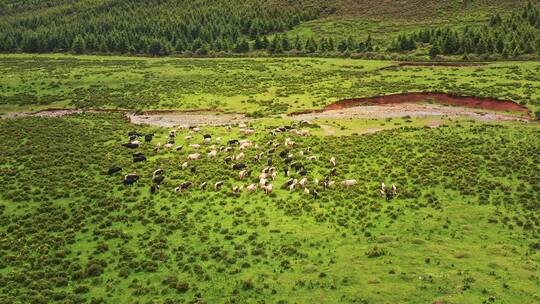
[110,123,398,200]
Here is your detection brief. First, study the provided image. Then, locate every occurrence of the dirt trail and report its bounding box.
[127,112,247,128]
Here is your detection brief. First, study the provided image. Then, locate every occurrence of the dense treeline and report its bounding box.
[0,0,330,55]
[391,2,540,58]
[1,1,539,57]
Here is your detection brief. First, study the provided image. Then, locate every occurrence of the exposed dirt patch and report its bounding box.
[290,92,530,117]
[2,95,530,129]
[291,103,529,122]
[2,108,247,127]
[127,112,247,128]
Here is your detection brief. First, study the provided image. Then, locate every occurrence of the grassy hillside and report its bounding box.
[1,55,539,115]
[330,0,525,20]
[0,113,538,303]
[0,0,536,58]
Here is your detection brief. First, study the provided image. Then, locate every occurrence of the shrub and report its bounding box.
[74,285,90,294]
[365,246,387,258]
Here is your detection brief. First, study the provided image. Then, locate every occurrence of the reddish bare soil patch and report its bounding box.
[291,93,530,117]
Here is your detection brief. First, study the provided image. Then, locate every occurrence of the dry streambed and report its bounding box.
[1,94,530,128]
[289,103,529,122]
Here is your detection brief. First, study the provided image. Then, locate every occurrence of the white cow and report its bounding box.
[246,183,258,192]
[342,179,357,187]
[239,170,248,179]
[262,183,273,195]
[299,129,310,136]
[187,153,200,161]
[235,152,245,161]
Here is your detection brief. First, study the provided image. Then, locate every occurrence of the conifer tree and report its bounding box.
[71,35,86,54]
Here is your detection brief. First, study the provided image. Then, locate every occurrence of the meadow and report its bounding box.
[0,113,538,303]
[283,0,523,47]
[1,55,540,115]
[1,1,539,303]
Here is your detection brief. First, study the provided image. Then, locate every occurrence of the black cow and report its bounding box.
[279,150,289,158]
[267,148,275,154]
[128,131,142,137]
[203,134,212,139]
[122,142,139,149]
[228,139,239,145]
[385,189,395,201]
[180,181,192,190]
[144,134,154,142]
[153,175,165,184]
[123,174,139,185]
[291,162,304,171]
[267,157,272,166]
[283,166,289,177]
[298,169,308,176]
[150,184,160,194]
[284,157,293,164]
[232,163,247,170]
[224,156,233,164]
[107,166,122,175]
[133,153,147,163]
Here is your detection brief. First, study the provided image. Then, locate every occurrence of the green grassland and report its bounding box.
[1,54,540,115]
[285,5,501,47]
[0,113,538,303]
[285,0,527,42]
[1,2,539,304]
